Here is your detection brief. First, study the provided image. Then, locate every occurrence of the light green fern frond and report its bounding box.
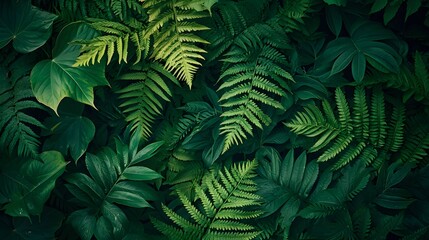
[219,41,294,153]
[335,88,352,133]
[74,18,148,66]
[143,0,210,87]
[153,159,262,240]
[116,62,179,139]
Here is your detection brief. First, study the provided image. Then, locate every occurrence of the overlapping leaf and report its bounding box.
[0,151,66,218]
[30,23,109,113]
[65,132,163,240]
[317,19,403,82]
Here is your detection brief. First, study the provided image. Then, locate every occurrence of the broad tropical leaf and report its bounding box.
[64,132,163,240]
[0,0,57,53]
[43,116,96,162]
[30,22,109,113]
[0,151,66,218]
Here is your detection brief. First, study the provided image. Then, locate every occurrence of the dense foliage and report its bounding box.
[1,0,429,239]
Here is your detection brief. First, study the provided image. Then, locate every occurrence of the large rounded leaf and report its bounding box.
[30,23,109,113]
[0,0,57,53]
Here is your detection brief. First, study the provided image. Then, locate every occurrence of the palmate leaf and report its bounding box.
[30,22,109,114]
[153,159,262,240]
[317,19,402,83]
[43,116,96,162]
[0,151,66,218]
[64,131,163,240]
[143,0,210,87]
[256,147,324,238]
[0,0,57,53]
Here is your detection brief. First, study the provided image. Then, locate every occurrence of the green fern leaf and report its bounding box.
[144,0,210,87]
[153,159,262,240]
[369,87,387,148]
[353,86,370,142]
[0,54,45,157]
[220,42,293,153]
[117,62,178,139]
[287,86,398,169]
[385,103,405,152]
[74,18,148,66]
[335,88,352,132]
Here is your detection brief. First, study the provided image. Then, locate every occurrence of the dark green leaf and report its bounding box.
[121,166,162,181]
[352,52,366,83]
[1,151,66,218]
[107,190,152,208]
[131,141,164,164]
[44,116,95,162]
[67,209,97,240]
[0,0,57,53]
[0,208,63,240]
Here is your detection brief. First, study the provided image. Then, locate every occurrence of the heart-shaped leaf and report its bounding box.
[0,0,57,53]
[30,23,109,113]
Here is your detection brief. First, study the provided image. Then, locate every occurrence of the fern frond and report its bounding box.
[0,54,45,157]
[143,0,210,87]
[153,160,262,240]
[317,134,353,162]
[286,104,341,152]
[219,42,293,153]
[74,18,148,66]
[399,115,429,164]
[369,87,387,148]
[287,87,399,169]
[365,51,429,102]
[353,86,369,142]
[276,0,312,32]
[116,62,178,139]
[335,88,352,132]
[385,103,405,152]
[332,142,366,170]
